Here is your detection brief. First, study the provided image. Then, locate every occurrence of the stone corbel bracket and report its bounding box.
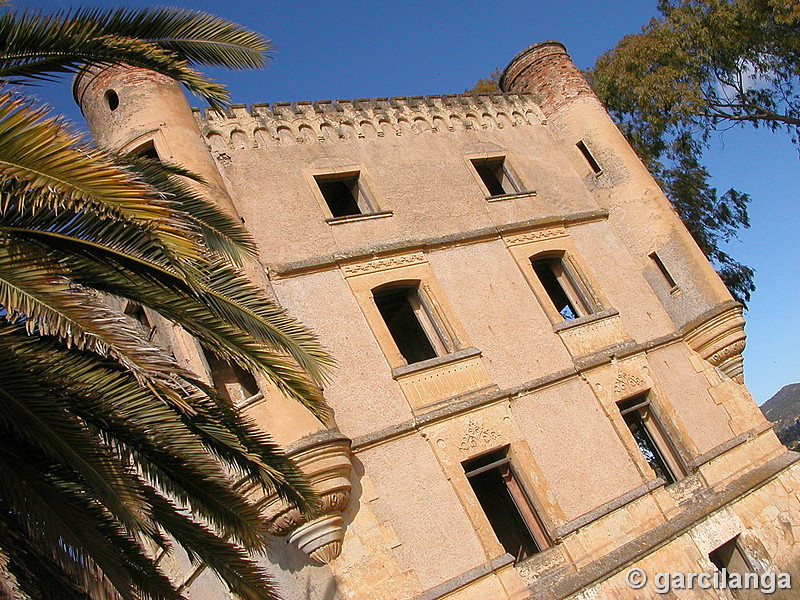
[258,430,353,564]
[684,304,746,382]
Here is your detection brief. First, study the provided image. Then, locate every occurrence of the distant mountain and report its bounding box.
[761,383,800,450]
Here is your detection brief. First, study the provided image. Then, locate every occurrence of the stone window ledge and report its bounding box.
[325,210,393,225]
[486,190,538,203]
[391,346,482,379]
[552,307,619,333]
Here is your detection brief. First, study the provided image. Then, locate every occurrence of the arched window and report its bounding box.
[530,253,594,321]
[373,283,453,365]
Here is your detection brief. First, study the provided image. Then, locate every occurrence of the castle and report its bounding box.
[74,42,800,599]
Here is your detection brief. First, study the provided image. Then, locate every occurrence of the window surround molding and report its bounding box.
[341,251,493,410]
[304,164,390,222]
[463,150,534,201]
[119,129,170,160]
[419,403,564,561]
[503,227,609,327]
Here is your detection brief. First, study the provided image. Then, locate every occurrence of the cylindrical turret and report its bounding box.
[74,64,238,215]
[74,64,355,563]
[500,42,736,337]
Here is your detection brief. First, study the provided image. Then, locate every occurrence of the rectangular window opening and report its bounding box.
[463,448,550,562]
[202,346,261,404]
[531,256,592,321]
[649,252,678,289]
[618,395,685,485]
[316,173,372,218]
[124,302,156,341]
[374,285,450,365]
[471,157,519,197]
[131,140,160,161]
[709,535,762,598]
[576,141,602,174]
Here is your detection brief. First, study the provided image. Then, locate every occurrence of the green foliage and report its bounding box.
[0,4,329,600]
[465,68,501,94]
[586,0,800,305]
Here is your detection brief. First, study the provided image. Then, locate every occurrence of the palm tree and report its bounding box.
[0,5,331,600]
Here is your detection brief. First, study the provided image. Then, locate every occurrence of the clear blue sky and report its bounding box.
[18,0,800,403]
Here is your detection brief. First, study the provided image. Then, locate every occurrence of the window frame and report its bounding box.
[529,251,598,323]
[463,447,551,562]
[617,394,687,485]
[470,156,522,198]
[372,281,458,366]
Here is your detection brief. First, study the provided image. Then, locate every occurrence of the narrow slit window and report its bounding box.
[202,346,260,404]
[463,448,550,562]
[373,284,449,365]
[531,255,592,321]
[618,395,685,485]
[471,157,519,197]
[576,140,602,174]
[709,535,763,597]
[315,173,373,218]
[649,252,678,289]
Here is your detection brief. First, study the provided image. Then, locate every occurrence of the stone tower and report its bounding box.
[75,42,800,600]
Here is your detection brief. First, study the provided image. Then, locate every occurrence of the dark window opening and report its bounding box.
[709,536,760,599]
[649,252,678,289]
[576,141,602,174]
[531,256,591,321]
[105,90,120,111]
[619,396,684,485]
[374,285,440,364]
[125,302,155,341]
[463,448,550,562]
[131,140,160,161]
[471,158,519,197]
[316,174,371,218]
[202,346,260,404]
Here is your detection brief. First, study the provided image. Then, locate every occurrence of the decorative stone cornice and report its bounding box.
[192,93,546,150]
[684,303,747,382]
[256,430,352,564]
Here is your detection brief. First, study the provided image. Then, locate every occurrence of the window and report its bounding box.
[201,346,260,404]
[618,395,685,485]
[125,302,156,341]
[471,157,520,197]
[576,140,602,174]
[463,448,550,562]
[531,254,593,321]
[315,173,374,218]
[649,252,678,290]
[104,89,119,111]
[131,140,160,161]
[709,536,762,599]
[373,284,453,365]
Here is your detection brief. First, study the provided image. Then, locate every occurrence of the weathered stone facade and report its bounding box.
[75,41,800,599]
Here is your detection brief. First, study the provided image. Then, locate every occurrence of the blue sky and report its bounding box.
[18,0,800,403]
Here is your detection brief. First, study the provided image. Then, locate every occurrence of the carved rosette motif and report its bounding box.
[258,432,352,564]
[685,305,747,382]
[613,370,646,395]
[459,420,501,452]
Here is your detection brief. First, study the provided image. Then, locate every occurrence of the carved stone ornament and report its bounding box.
[341,252,426,277]
[258,431,352,564]
[685,304,747,383]
[504,226,567,247]
[459,420,501,452]
[613,370,646,395]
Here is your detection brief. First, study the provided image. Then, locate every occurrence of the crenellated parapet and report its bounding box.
[192,93,546,150]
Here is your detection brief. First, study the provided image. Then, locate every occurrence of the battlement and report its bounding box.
[192,92,546,150]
